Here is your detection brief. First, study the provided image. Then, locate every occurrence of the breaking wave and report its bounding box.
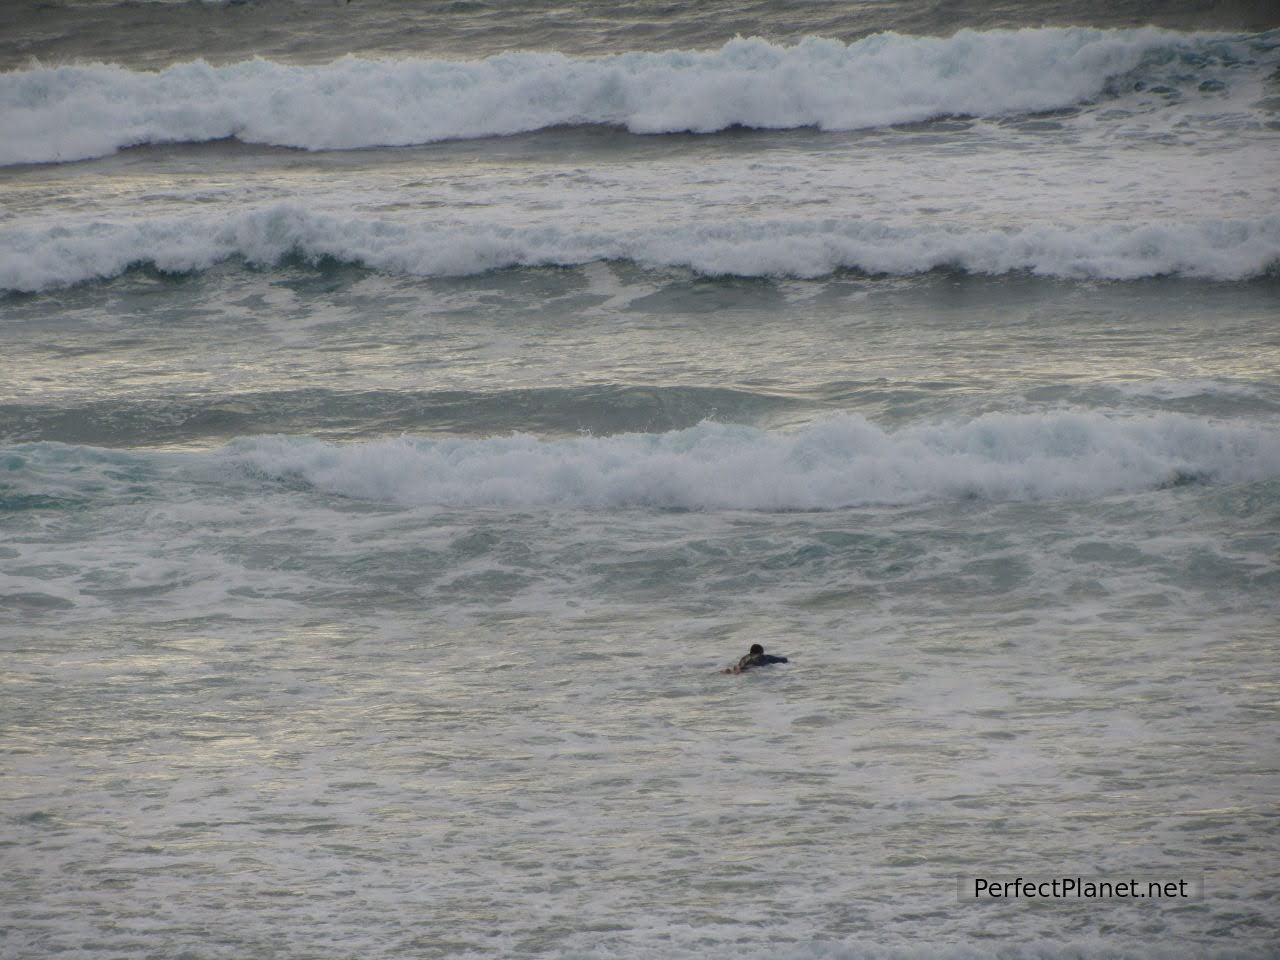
[4,205,1278,292]
[217,412,1280,510]
[2,26,1268,165]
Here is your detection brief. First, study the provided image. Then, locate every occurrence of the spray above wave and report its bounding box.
[0,27,1260,165]
[218,413,1280,510]
[5,205,1278,292]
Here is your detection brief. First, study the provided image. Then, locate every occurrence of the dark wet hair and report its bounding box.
[749,643,764,655]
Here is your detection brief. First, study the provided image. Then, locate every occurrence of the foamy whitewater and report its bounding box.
[7,206,1280,291]
[2,1,1279,958]
[0,27,1247,165]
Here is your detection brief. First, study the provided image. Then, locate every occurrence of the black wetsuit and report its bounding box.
[736,652,788,671]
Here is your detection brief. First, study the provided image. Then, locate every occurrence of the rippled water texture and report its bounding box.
[2,1,1279,958]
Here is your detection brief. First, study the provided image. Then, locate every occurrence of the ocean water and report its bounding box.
[3,1,1280,958]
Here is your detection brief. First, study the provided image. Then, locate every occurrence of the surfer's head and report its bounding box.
[749,643,764,656]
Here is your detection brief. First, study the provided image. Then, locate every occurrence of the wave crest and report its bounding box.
[4,205,1278,292]
[0,27,1254,165]
[224,413,1280,510]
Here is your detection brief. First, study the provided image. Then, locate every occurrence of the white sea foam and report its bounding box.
[0,27,1245,165]
[224,412,1280,510]
[4,205,1278,291]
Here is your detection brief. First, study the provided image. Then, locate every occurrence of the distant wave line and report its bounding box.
[8,411,1280,510]
[2,26,1272,165]
[3,205,1279,292]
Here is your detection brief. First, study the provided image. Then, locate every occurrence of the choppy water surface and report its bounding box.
[2,2,1279,958]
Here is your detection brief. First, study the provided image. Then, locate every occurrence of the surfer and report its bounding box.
[723,643,789,674]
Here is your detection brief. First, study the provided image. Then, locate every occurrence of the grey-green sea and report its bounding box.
[2,1,1279,957]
